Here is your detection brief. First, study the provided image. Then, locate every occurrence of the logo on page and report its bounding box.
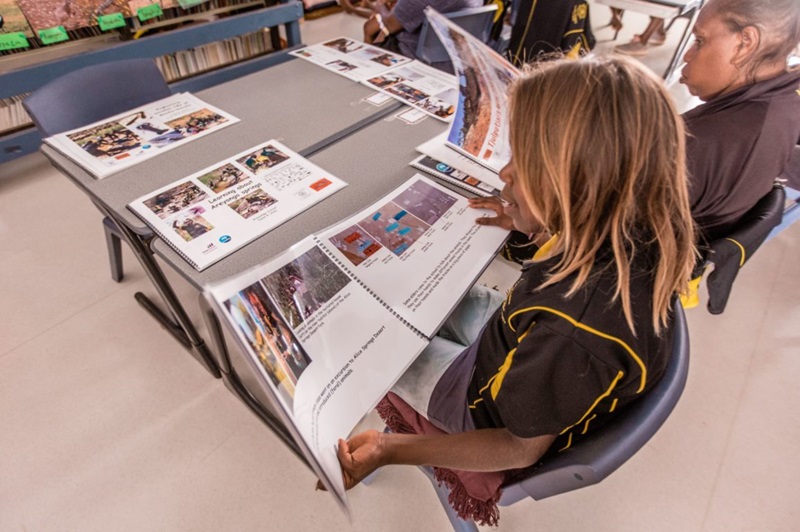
[309,178,332,191]
[219,235,231,243]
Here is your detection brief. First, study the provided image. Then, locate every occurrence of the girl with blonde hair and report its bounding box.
[330,56,696,524]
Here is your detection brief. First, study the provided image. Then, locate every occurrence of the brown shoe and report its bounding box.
[649,28,667,46]
[614,37,648,56]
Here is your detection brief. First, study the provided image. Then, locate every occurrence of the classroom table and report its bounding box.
[40,54,407,376]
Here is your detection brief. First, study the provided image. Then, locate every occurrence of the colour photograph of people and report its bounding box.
[237,144,291,175]
[323,37,363,54]
[143,180,208,219]
[197,163,248,193]
[165,108,229,137]
[67,121,142,159]
[228,189,279,219]
[170,210,214,242]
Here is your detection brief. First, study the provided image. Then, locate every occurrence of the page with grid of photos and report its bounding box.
[424,7,520,173]
[314,174,508,338]
[290,36,412,82]
[361,60,458,122]
[128,140,346,271]
[43,92,239,179]
[205,236,429,512]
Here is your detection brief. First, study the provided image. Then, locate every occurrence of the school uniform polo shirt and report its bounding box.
[467,241,672,454]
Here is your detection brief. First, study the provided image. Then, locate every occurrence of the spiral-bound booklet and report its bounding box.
[204,174,508,512]
[127,139,347,271]
[424,7,520,174]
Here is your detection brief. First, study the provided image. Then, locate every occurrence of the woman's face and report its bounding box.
[680,8,749,101]
[499,158,541,234]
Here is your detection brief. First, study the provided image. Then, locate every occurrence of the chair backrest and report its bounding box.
[499,300,690,505]
[23,58,171,136]
[705,182,785,314]
[415,5,499,70]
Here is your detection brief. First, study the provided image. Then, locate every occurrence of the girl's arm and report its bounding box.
[336,428,556,489]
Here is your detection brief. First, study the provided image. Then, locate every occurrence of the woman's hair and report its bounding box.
[707,0,800,79]
[508,56,696,335]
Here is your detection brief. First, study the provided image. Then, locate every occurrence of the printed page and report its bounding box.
[416,132,504,191]
[361,61,458,122]
[128,140,346,270]
[290,37,412,82]
[424,8,520,172]
[43,93,239,179]
[316,175,508,338]
[206,238,428,508]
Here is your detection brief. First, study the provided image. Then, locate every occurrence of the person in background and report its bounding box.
[613,16,668,56]
[362,0,482,59]
[328,56,696,525]
[679,0,800,243]
[506,0,595,66]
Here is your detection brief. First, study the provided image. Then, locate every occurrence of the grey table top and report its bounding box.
[153,113,448,288]
[41,56,402,234]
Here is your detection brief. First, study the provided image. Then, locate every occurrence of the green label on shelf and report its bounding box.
[0,32,30,51]
[137,4,164,21]
[38,26,69,45]
[178,0,204,7]
[97,13,126,31]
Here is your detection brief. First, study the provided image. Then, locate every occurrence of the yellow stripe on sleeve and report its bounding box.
[559,371,624,435]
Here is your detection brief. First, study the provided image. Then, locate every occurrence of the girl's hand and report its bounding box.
[468,197,515,231]
[317,430,387,491]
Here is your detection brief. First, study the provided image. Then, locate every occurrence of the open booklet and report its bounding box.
[424,7,520,173]
[204,174,509,512]
[128,140,347,271]
[43,93,239,179]
[292,37,458,122]
[291,37,412,82]
[361,61,458,122]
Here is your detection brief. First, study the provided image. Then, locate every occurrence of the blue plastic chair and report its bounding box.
[425,300,690,531]
[415,5,499,73]
[24,58,172,282]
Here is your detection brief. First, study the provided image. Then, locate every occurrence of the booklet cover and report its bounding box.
[291,37,412,82]
[205,174,508,511]
[43,93,239,179]
[361,61,458,123]
[424,7,520,173]
[128,140,347,271]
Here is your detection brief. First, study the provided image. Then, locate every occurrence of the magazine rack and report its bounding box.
[0,1,304,165]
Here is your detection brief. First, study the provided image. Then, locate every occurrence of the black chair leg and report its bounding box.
[103,217,124,283]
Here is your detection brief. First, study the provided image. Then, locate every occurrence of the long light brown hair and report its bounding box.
[509,56,696,334]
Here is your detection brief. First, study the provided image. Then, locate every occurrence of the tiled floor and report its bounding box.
[1,4,799,531]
